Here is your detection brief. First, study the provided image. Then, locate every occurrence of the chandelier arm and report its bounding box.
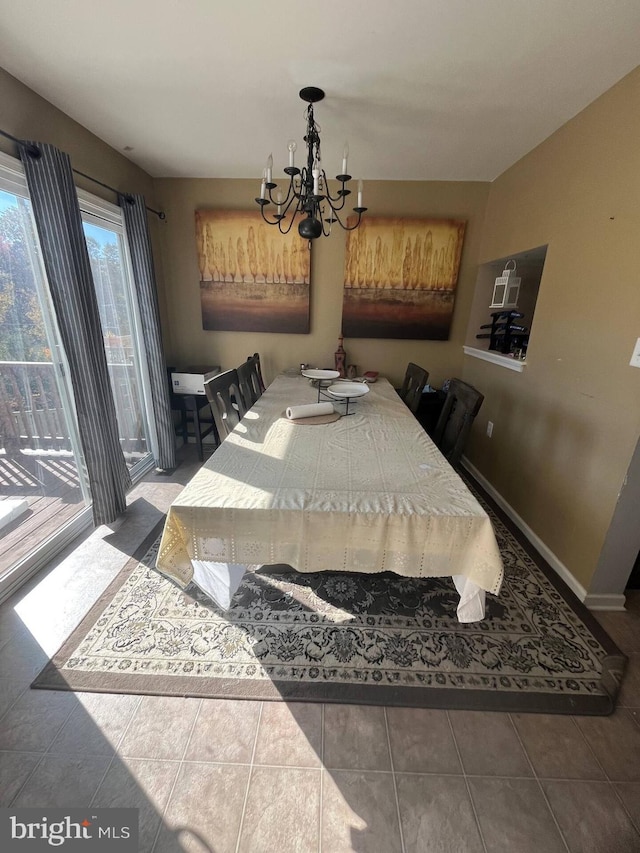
[320,204,346,233]
[289,173,303,203]
[324,191,347,210]
[321,215,334,237]
[266,175,297,207]
[298,166,311,193]
[324,193,348,213]
[276,214,297,235]
[281,191,301,220]
[320,171,348,207]
[342,209,367,230]
[321,207,367,232]
[271,177,307,235]
[257,204,285,227]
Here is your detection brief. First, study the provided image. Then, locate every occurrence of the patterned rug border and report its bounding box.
[32,476,628,715]
[459,471,626,667]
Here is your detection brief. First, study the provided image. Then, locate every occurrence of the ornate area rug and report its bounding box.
[33,480,626,714]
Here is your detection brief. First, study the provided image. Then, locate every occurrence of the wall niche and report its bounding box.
[464,244,548,371]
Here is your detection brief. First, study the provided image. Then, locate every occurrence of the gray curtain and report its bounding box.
[19,142,131,525]
[118,194,176,470]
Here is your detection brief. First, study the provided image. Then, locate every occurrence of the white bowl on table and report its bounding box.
[301,369,340,381]
[326,381,370,399]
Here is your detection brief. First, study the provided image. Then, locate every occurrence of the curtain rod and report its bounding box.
[0,127,166,220]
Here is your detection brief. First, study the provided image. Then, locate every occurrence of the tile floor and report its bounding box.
[1,447,639,853]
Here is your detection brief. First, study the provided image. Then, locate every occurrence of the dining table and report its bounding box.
[156,373,504,622]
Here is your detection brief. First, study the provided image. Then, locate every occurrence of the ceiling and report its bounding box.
[1,1,639,182]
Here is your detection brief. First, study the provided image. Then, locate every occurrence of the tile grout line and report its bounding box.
[115,754,324,771]
[0,680,31,729]
[569,714,610,780]
[445,711,488,853]
[383,707,406,853]
[508,714,571,853]
[8,751,48,807]
[15,749,620,782]
[233,700,264,853]
[318,704,324,853]
[628,707,640,729]
[84,756,123,812]
[88,694,145,810]
[571,712,640,841]
[148,696,204,853]
[609,708,640,839]
[610,785,640,840]
[7,693,79,807]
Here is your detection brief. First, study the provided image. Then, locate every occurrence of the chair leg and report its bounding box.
[193,406,204,462]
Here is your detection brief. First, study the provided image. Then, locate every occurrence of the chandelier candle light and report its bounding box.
[255,87,367,241]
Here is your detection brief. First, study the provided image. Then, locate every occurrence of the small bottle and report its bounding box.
[334,335,346,378]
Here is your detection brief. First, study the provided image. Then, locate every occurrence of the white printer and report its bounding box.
[170,365,221,395]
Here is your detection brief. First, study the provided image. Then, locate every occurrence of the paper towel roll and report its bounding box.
[286,402,335,420]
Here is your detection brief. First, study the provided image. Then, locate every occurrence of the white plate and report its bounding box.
[302,369,340,381]
[326,382,370,398]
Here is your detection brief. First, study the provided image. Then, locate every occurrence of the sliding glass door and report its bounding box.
[0,154,158,601]
[0,154,91,598]
[79,192,156,480]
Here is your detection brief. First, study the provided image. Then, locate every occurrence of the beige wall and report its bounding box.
[155,178,489,388]
[0,67,171,350]
[463,65,640,591]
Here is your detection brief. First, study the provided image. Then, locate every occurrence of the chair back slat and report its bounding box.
[237,358,263,409]
[398,362,429,414]
[432,378,484,465]
[204,368,246,441]
[247,352,266,393]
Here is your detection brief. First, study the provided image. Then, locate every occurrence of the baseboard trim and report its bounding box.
[461,457,588,604]
[582,593,627,611]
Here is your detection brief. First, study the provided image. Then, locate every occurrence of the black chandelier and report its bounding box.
[255,86,367,240]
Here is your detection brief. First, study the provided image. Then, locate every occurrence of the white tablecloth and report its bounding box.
[156,375,504,621]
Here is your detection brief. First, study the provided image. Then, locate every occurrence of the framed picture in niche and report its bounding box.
[196,210,311,333]
[342,216,466,339]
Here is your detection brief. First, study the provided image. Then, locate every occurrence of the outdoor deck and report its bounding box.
[0,358,150,577]
[0,451,85,576]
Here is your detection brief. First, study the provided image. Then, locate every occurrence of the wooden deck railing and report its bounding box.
[0,360,147,456]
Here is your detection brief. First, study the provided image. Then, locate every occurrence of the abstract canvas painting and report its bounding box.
[342,216,466,339]
[196,210,311,333]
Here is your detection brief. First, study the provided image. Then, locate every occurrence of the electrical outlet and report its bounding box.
[486,421,494,438]
[630,338,640,369]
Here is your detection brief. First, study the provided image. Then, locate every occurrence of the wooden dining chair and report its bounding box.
[430,378,484,466]
[397,362,430,414]
[204,368,246,441]
[247,353,266,393]
[237,356,264,410]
